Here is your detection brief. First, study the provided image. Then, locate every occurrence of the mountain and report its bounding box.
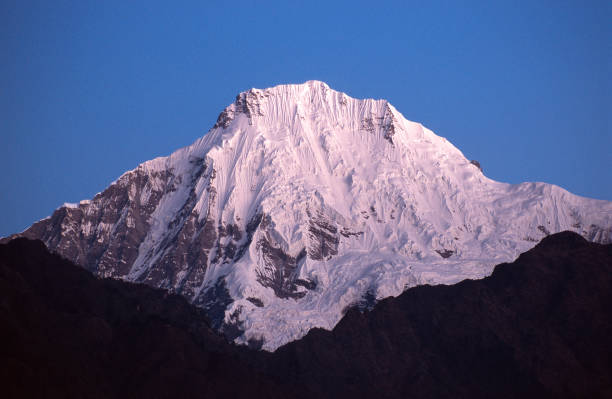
[2,233,611,398]
[3,81,611,350]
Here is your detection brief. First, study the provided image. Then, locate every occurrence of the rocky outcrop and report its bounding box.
[254,214,312,299]
[7,166,176,278]
[435,248,455,258]
[256,238,308,299]
[470,159,482,171]
[360,103,397,145]
[213,89,266,128]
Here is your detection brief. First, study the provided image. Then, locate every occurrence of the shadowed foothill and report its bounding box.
[1,231,611,398]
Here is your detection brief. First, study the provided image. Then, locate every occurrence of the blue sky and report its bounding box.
[1,0,610,237]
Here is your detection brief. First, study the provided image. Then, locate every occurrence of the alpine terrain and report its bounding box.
[4,81,611,350]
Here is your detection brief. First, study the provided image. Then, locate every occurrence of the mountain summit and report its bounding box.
[6,81,611,349]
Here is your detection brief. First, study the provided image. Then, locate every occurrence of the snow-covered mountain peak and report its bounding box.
[204,81,468,182]
[213,80,394,134]
[7,82,611,351]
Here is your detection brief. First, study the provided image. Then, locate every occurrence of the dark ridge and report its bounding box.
[1,232,611,398]
[0,238,292,399]
[265,231,612,399]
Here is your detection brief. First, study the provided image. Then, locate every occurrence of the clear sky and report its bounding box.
[1,0,610,237]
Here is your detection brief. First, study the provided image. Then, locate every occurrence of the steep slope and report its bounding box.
[4,81,611,349]
[2,234,611,398]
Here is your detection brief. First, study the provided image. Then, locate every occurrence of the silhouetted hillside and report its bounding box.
[0,238,290,399]
[1,232,611,398]
[267,231,612,398]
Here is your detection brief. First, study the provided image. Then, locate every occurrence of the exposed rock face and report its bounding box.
[256,237,308,299]
[214,89,266,128]
[3,80,612,350]
[306,210,339,260]
[360,103,397,145]
[18,166,174,278]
